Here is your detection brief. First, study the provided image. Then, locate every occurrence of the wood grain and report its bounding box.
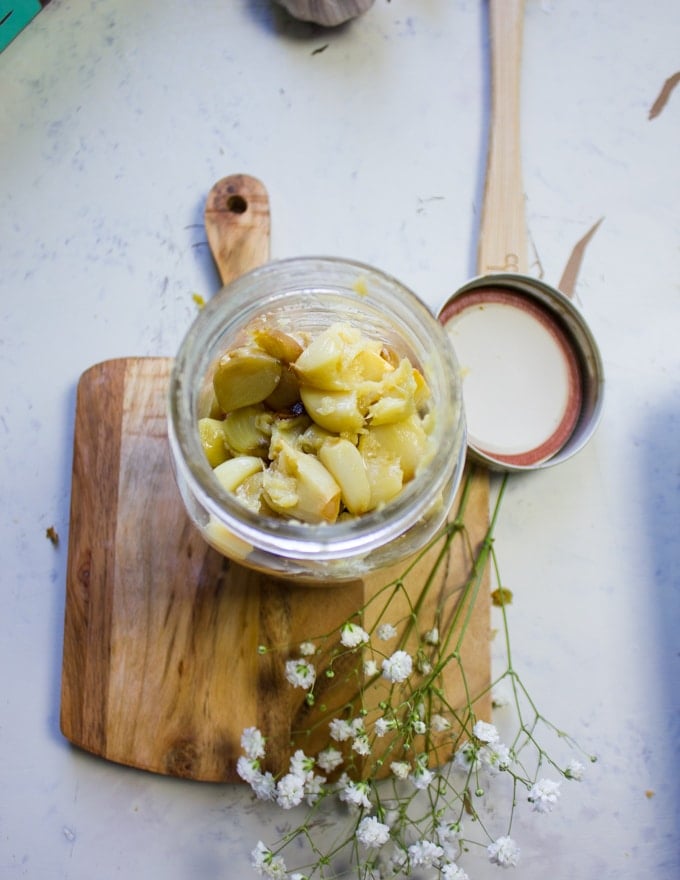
[204,174,270,285]
[60,357,490,781]
[477,0,528,276]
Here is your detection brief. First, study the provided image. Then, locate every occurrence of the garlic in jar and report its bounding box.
[199,321,435,525]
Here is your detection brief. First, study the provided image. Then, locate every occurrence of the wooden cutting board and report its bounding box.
[60,176,491,782]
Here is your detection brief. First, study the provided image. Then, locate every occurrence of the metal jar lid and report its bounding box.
[438,273,604,472]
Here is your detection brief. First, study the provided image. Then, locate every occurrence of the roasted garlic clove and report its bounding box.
[318,437,371,515]
[264,439,341,524]
[350,344,394,382]
[213,347,282,412]
[264,363,302,411]
[292,323,355,390]
[361,415,431,481]
[300,386,365,434]
[233,471,272,515]
[252,326,304,363]
[198,417,230,467]
[360,450,403,508]
[213,455,264,492]
[222,404,273,456]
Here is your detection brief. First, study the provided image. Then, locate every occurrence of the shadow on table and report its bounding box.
[47,381,79,743]
[643,396,680,841]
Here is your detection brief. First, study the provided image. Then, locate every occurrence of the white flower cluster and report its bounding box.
[284,631,418,693]
[487,835,521,868]
[244,622,585,880]
[528,777,562,813]
[453,720,512,777]
[241,717,528,879]
[237,729,325,810]
[251,841,310,880]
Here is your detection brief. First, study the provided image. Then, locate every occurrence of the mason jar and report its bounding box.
[167,256,466,583]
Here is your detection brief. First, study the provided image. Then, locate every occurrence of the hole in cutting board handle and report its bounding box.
[227,195,248,214]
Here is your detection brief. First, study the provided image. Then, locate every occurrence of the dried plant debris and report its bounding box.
[649,71,680,120]
[491,587,513,607]
[558,217,604,299]
[46,525,59,546]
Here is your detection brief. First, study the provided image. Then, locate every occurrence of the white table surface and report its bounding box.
[1,1,679,878]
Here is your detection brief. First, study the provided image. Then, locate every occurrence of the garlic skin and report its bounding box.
[275,0,375,27]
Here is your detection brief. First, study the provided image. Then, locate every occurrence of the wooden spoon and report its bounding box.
[477,0,527,276]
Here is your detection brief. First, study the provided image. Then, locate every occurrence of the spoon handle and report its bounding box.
[477,0,528,276]
[205,174,271,286]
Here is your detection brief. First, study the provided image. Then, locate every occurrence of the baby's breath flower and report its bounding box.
[408,839,444,867]
[480,741,511,774]
[437,822,463,860]
[363,658,379,676]
[487,835,520,867]
[244,470,591,880]
[237,756,261,785]
[410,762,434,790]
[317,746,343,773]
[390,760,411,780]
[284,658,315,690]
[389,847,409,873]
[472,720,499,744]
[382,650,413,683]
[410,768,434,790]
[437,821,462,843]
[275,773,306,809]
[329,718,354,741]
[251,840,269,869]
[565,759,585,780]
[352,734,371,756]
[528,778,561,813]
[304,773,326,805]
[251,841,287,878]
[374,717,394,737]
[289,749,315,780]
[339,779,372,810]
[377,623,397,641]
[441,863,469,880]
[341,622,370,648]
[431,713,451,732]
[251,771,276,801]
[356,815,391,848]
[423,627,439,645]
[454,742,480,772]
[241,726,266,760]
[491,687,511,708]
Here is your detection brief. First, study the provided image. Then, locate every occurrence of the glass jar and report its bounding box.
[167,256,466,583]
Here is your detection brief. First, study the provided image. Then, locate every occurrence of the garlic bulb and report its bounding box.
[275,0,375,27]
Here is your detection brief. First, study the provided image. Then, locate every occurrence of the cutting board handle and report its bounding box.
[204,174,271,285]
[477,0,527,276]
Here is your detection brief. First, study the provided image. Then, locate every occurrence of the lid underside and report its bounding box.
[441,287,583,468]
